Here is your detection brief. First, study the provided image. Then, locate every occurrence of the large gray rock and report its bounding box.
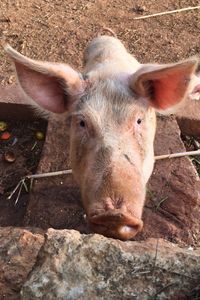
[0,227,44,300]
[21,229,200,300]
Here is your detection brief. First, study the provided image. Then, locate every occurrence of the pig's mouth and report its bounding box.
[88,210,143,240]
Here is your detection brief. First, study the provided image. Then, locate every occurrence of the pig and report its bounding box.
[5,35,198,240]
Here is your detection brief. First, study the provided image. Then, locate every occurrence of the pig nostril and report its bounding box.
[118,223,142,237]
[115,197,124,209]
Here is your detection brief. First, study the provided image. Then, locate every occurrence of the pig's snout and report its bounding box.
[88,198,143,240]
[89,212,143,240]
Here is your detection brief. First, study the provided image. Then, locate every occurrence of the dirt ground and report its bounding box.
[0,1,200,239]
[0,0,200,82]
[0,119,47,226]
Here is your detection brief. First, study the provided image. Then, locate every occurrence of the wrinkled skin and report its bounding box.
[5,36,199,240]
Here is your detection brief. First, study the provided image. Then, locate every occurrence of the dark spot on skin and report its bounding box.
[124,154,134,166]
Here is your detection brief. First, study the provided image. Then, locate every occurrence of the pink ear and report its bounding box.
[5,45,85,113]
[130,59,198,110]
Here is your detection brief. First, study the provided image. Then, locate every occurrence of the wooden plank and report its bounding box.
[0,84,36,120]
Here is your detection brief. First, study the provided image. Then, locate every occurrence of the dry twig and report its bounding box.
[7,169,73,203]
[134,5,200,20]
[155,149,200,160]
[26,169,72,179]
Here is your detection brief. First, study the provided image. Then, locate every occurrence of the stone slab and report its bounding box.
[0,227,44,300]
[21,229,200,300]
[0,227,199,299]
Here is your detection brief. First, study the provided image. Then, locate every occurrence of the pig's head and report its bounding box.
[5,44,197,240]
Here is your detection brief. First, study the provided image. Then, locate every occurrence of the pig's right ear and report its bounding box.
[130,59,198,112]
[5,45,86,113]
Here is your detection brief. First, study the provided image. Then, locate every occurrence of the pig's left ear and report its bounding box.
[130,59,198,111]
[5,45,86,113]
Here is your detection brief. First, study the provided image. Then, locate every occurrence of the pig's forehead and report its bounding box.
[76,79,149,122]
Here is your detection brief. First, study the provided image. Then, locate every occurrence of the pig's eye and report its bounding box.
[137,118,142,125]
[79,120,86,128]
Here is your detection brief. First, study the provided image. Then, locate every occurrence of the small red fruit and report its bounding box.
[1,131,11,140]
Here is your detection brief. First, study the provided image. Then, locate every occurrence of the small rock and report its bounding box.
[7,75,15,84]
[4,150,16,163]
[134,5,146,13]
